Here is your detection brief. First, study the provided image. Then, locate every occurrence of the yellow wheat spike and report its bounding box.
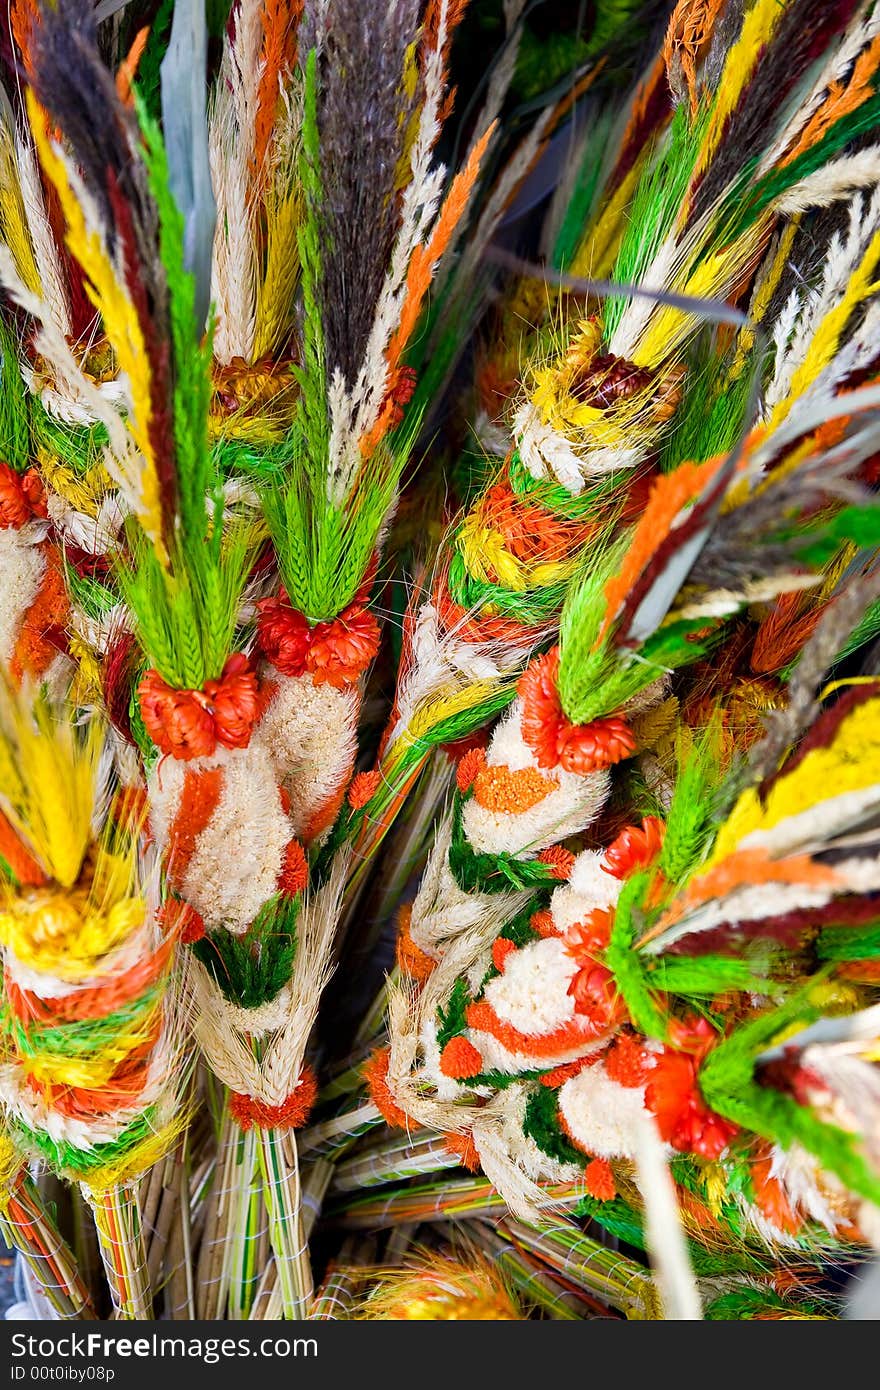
[0,682,103,889]
[571,157,645,282]
[711,695,880,861]
[389,678,505,772]
[253,182,302,359]
[634,221,766,368]
[28,93,168,566]
[37,451,113,519]
[0,122,41,296]
[690,0,787,185]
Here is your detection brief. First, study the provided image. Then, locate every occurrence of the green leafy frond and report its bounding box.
[119,515,260,687]
[604,103,710,340]
[0,316,30,472]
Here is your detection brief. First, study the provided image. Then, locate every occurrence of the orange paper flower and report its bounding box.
[207,653,260,749]
[256,591,311,675]
[307,604,381,687]
[602,817,665,879]
[257,589,380,687]
[645,1020,739,1160]
[0,463,46,528]
[139,654,260,760]
[139,674,215,760]
[519,647,636,774]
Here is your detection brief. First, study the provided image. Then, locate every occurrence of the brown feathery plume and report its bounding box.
[310,0,421,390]
[692,0,863,220]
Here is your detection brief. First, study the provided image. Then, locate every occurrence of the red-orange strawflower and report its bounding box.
[257,587,380,687]
[519,647,636,774]
[139,672,216,760]
[558,716,636,776]
[645,1019,739,1160]
[568,962,626,1030]
[0,463,46,528]
[563,908,626,1029]
[278,838,308,896]
[256,590,312,676]
[139,654,259,760]
[564,907,614,958]
[584,1156,616,1201]
[348,768,382,809]
[206,654,260,749]
[602,816,665,879]
[307,603,380,688]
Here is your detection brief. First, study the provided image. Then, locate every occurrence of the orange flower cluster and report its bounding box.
[363,1047,411,1129]
[257,588,380,688]
[229,1066,318,1132]
[139,653,260,760]
[536,845,575,880]
[439,1035,484,1079]
[644,1017,739,1159]
[348,768,382,809]
[564,908,627,1031]
[0,462,47,528]
[519,647,636,774]
[278,838,308,896]
[584,1156,616,1202]
[157,897,206,944]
